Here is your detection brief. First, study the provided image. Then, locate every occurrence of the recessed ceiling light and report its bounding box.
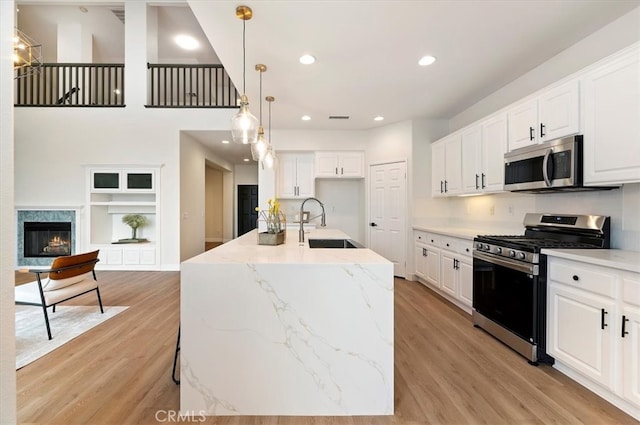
[221,140,230,144]
[175,35,199,51]
[243,158,250,162]
[301,115,311,121]
[374,116,384,121]
[299,54,316,65]
[418,55,437,66]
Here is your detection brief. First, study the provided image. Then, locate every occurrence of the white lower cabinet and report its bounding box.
[96,245,157,269]
[547,256,640,419]
[413,230,472,313]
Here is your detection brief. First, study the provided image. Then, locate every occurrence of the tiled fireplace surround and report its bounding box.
[17,209,79,267]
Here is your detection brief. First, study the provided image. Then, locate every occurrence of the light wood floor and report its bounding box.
[15,271,638,424]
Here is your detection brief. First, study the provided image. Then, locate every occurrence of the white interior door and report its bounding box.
[369,161,407,277]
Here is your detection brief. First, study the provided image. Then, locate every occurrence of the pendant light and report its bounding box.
[262,96,277,169]
[251,64,268,161]
[230,5,259,145]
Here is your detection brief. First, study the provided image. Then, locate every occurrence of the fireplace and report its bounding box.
[17,209,77,267]
[23,221,72,257]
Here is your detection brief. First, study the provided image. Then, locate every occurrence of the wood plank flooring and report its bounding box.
[15,271,638,424]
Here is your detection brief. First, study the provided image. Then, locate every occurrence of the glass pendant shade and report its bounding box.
[263,144,276,169]
[251,128,268,161]
[231,97,259,144]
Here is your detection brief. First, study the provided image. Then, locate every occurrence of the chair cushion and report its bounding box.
[42,272,92,291]
[15,279,99,306]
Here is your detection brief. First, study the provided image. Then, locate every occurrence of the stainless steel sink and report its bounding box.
[308,238,363,248]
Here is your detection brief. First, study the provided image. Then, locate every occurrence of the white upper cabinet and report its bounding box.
[277,152,315,199]
[315,151,364,178]
[461,114,507,194]
[583,46,640,185]
[432,134,462,197]
[507,80,580,151]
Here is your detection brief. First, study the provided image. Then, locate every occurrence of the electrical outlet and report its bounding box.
[489,206,495,216]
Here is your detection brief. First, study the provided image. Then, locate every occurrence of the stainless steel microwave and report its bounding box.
[504,135,618,193]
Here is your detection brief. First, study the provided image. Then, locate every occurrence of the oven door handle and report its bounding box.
[474,250,538,275]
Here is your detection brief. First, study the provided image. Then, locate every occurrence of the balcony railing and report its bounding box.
[14,63,124,107]
[146,63,238,108]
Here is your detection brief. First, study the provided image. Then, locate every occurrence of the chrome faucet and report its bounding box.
[299,197,326,243]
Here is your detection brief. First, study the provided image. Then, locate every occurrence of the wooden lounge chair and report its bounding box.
[15,250,103,340]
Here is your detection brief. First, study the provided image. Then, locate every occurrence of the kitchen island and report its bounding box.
[180,228,394,416]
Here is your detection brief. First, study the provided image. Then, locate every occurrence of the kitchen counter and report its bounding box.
[542,248,640,273]
[412,222,524,240]
[180,229,394,416]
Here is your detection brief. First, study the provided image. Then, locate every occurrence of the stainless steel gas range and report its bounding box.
[472,213,611,365]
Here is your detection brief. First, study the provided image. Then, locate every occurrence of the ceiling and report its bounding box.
[16,0,640,165]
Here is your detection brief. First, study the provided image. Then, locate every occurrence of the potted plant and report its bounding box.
[120,214,148,242]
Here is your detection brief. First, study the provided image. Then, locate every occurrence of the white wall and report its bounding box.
[205,167,223,242]
[0,1,17,422]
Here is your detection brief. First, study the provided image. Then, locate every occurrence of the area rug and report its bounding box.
[15,305,128,369]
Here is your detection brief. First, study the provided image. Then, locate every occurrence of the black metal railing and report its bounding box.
[146,63,238,108]
[14,63,125,107]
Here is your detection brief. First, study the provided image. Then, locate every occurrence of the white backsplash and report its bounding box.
[414,183,640,251]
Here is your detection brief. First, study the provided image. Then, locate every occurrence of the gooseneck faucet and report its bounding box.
[299,197,326,244]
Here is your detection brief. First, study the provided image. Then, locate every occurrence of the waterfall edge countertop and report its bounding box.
[180,229,394,416]
[183,228,390,265]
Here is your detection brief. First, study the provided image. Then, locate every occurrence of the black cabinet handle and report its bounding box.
[540,123,546,138]
[440,181,444,193]
[341,167,344,175]
[572,275,579,281]
[481,173,486,189]
[422,247,427,256]
[475,174,479,190]
[529,126,535,141]
[335,167,338,175]
[622,315,629,338]
[444,180,448,193]
[370,222,378,227]
[601,309,608,330]
[446,243,450,247]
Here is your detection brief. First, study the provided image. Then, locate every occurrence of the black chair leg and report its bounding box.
[172,326,180,385]
[96,287,104,314]
[42,305,52,340]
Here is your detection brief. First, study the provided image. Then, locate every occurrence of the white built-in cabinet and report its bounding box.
[547,256,640,418]
[507,79,580,151]
[583,46,640,185]
[431,135,462,197]
[414,230,473,313]
[276,152,315,199]
[315,151,364,178]
[86,166,160,270]
[461,114,508,194]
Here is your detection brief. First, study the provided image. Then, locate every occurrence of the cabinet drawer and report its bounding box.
[622,273,640,307]
[549,259,616,298]
[440,236,473,257]
[415,231,439,246]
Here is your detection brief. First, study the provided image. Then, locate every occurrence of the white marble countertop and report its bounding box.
[412,223,524,240]
[183,228,390,265]
[542,249,640,273]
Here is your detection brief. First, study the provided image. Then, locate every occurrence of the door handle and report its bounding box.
[542,149,553,187]
[370,222,378,227]
[601,309,608,330]
[622,315,629,338]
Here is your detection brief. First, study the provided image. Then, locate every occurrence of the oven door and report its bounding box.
[472,251,537,343]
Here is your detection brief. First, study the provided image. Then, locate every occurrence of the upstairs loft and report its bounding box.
[14,62,238,109]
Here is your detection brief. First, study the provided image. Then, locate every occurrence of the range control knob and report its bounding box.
[518,252,526,260]
[509,250,516,258]
[476,242,483,249]
[495,247,502,254]
[484,244,490,250]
